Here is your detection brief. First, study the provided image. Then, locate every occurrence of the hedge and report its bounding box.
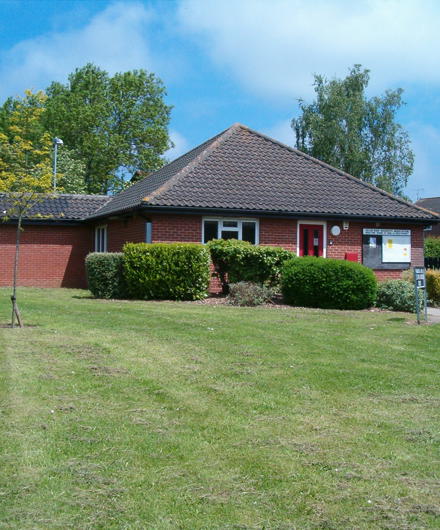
[281,257,377,310]
[426,269,440,304]
[123,242,210,300]
[376,279,419,312]
[207,239,295,293]
[424,237,440,258]
[86,252,126,299]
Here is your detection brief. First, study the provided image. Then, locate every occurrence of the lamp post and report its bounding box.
[52,137,64,191]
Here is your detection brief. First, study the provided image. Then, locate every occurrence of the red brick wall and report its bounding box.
[0,224,92,288]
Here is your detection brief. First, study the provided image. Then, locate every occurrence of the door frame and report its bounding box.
[296,220,327,257]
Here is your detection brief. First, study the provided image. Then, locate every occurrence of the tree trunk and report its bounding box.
[11,215,23,328]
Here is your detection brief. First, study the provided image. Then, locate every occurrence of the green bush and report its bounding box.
[207,239,295,293]
[228,282,275,306]
[426,269,440,305]
[424,237,440,258]
[281,257,377,310]
[376,279,419,312]
[123,243,210,300]
[86,253,126,299]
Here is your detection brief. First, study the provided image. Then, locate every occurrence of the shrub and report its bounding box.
[424,237,440,258]
[426,269,440,305]
[86,253,126,299]
[123,243,210,300]
[228,282,275,306]
[281,257,377,310]
[207,239,295,293]
[376,279,419,312]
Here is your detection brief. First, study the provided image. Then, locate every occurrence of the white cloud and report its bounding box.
[406,123,440,200]
[263,119,296,147]
[178,0,440,101]
[166,130,190,160]
[0,2,155,100]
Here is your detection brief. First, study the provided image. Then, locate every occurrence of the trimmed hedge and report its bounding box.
[86,252,126,299]
[123,242,210,300]
[207,239,295,293]
[281,257,377,310]
[376,279,419,312]
[424,237,440,258]
[426,269,440,304]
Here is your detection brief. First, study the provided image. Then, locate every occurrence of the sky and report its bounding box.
[0,0,439,200]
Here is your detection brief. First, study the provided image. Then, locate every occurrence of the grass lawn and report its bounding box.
[0,288,439,529]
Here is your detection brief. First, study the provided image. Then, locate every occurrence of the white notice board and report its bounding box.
[382,235,411,262]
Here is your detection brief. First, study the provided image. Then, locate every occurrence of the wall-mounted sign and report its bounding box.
[330,225,341,236]
[363,229,411,236]
[362,229,411,268]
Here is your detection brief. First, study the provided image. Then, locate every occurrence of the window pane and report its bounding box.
[223,220,238,228]
[204,220,218,243]
[221,230,239,240]
[303,229,309,256]
[242,222,256,244]
[146,221,152,244]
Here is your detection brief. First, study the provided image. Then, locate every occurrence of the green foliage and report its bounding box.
[123,243,210,300]
[42,63,172,194]
[292,65,414,196]
[228,282,275,306]
[376,279,418,312]
[207,239,295,293]
[85,253,126,299]
[281,257,377,310]
[55,147,87,194]
[426,270,440,305]
[424,237,440,258]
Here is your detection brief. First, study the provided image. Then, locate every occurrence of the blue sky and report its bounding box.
[0,0,439,199]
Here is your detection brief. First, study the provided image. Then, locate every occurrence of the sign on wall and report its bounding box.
[362,229,411,268]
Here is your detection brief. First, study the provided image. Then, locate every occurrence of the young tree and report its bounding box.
[43,64,173,194]
[292,65,414,196]
[0,91,53,327]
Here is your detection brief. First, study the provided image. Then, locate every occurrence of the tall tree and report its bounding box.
[43,64,172,194]
[292,65,414,196]
[0,91,53,327]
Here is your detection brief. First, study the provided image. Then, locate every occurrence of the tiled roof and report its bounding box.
[0,193,110,221]
[90,123,439,222]
[415,197,440,215]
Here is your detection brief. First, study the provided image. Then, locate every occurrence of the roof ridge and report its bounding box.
[240,124,439,218]
[142,124,240,203]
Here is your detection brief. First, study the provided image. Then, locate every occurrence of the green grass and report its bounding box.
[1,288,439,529]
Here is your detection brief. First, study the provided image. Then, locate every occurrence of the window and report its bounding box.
[145,221,152,243]
[202,218,258,244]
[95,225,107,252]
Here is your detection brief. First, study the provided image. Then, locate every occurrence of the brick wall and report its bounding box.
[0,214,426,290]
[0,224,92,288]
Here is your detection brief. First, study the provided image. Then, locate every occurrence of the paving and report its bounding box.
[426,306,440,324]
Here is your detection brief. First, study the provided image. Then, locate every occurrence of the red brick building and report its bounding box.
[1,124,438,289]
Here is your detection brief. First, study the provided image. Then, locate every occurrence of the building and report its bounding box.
[415,197,440,237]
[1,124,439,289]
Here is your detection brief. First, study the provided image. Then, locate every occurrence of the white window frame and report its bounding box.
[202,217,259,244]
[95,225,108,253]
[296,220,327,258]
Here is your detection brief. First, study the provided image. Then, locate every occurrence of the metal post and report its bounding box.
[53,141,58,192]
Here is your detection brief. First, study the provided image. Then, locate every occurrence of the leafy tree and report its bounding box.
[0,91,53,327]
[43,63,172,194]
[292,65,414,196]
[55,147,87,194]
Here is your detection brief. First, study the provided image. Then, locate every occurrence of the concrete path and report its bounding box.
[427,306,440,324]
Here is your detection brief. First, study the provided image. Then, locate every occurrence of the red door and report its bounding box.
[299,224,324,257]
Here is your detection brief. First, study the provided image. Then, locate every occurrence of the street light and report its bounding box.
[52,137,64,192]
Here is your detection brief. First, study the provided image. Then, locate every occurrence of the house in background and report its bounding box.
[1,123,439,289]
[415,197,440,237]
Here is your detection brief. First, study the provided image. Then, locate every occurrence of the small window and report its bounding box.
[95,225,107,252]
[146,221,152,244]
[203,218,258,244]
